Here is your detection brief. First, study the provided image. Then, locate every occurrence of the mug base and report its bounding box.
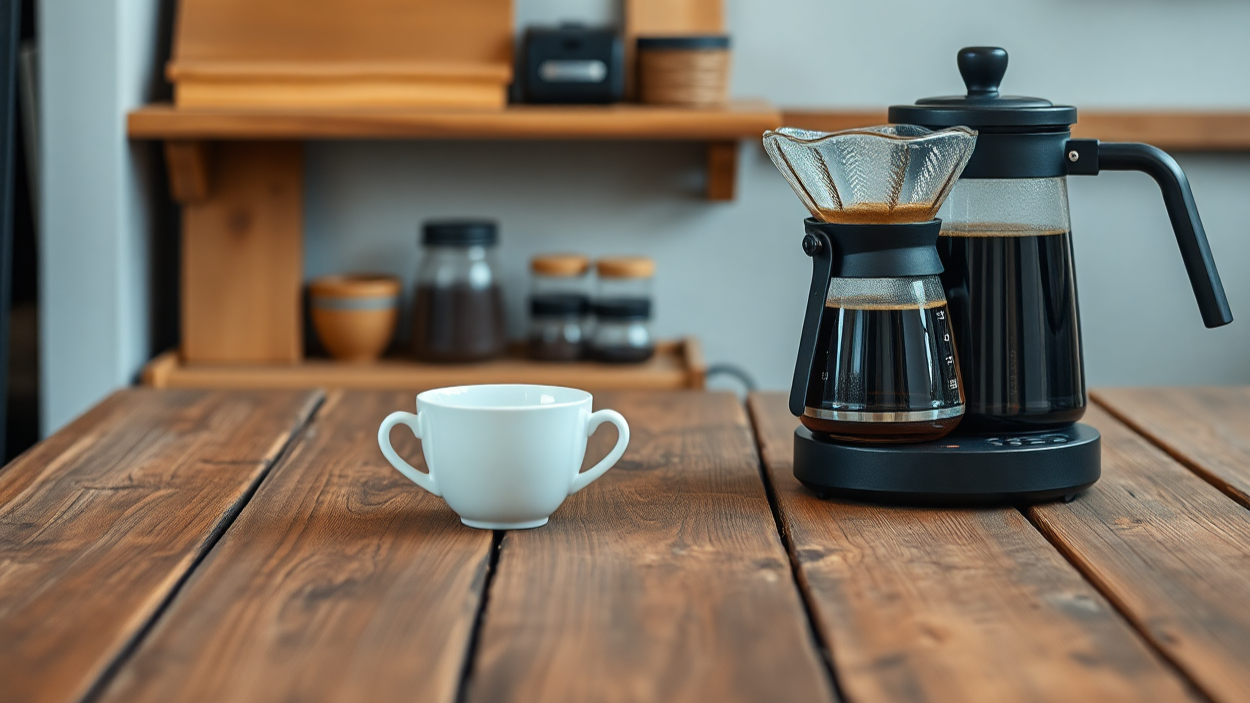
[461,517,550,530]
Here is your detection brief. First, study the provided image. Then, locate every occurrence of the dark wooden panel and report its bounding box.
[466,392,834,703]
[99,391,494,703]
[1029,404,1250,703]
[748,393,1199,703]
[1093,387,1250,506]
[0,388,321,703]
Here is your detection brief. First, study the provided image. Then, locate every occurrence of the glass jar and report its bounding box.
[411,220,507,362]
[528,254,590,362]
[590,299,654,363]
[528,295,587,362]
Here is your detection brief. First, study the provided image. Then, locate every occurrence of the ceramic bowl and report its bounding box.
[309,275,401,362]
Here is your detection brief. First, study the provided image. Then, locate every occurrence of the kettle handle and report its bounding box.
[789,228,835,418]
[1067,139,1233,328]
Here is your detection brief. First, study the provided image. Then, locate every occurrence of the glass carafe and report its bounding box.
[937,178,1085,431]
[804,274,963,442]
[766,125,977,443]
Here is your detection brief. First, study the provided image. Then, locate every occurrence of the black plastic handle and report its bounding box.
[789,230,834,418]
[1067,139,1233,328]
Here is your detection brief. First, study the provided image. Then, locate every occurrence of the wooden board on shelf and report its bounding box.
[143,339,707,392]
[127,101,782,141]
[779,109,1250,151]
[169,0,513,109]
[169,61,512,111]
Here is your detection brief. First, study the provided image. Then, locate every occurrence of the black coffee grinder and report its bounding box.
[767,47,1233,504]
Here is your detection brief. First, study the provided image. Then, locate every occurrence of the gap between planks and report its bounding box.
[1090,392,1250,510]
[749,413,847,703]
[79,391,327,703]
[454,531,505,703]
[745,390,1205,700]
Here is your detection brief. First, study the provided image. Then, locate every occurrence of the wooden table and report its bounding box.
[2,388,1249,703]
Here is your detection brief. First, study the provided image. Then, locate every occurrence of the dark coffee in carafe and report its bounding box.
[802,297,964,443]
[938,224,1085,431]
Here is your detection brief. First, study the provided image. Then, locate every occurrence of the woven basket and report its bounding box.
[637,37,730,107]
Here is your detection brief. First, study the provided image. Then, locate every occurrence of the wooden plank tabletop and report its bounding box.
[465,392,832,703]
[0,389,320,703]
[96,391,494,703]
[2,387,1249,703]
[748,394,1198,703]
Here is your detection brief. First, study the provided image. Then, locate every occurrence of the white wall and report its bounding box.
[308,0,1250,391]
[40,0,164,433]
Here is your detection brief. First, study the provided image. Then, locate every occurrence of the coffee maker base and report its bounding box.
[793,423,1100,505]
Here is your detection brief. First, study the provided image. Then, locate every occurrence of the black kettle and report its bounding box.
[889,46,1233,432]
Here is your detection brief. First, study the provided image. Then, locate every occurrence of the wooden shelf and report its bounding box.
[141,339,706,391]
[781,109,1250,151]
[128,100,781,141]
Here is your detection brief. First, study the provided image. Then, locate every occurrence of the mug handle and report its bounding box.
[570,410,630,495]
[378,411,440,496]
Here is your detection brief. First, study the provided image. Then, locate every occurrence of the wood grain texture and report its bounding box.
[173,0,513,66]
[169,0,512,108]
[99,391,494,703]
[173,73,508,110]
[126,101,781,140]
[466,392,835,703]
[141,340,705,391]
[0,388,321,703]
[1028,404,1250,703]
[163,139,211,203]
[705,140,737,201]
[1093,386,1250,506]
[780,109,1250,150]
[748,392,1200,703]
[181,141,302,363]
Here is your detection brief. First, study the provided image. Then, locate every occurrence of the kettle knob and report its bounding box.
[958,47,1008,97]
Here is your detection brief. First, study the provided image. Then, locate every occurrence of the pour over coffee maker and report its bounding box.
[772,46,1233,504]
[764,125,977,443]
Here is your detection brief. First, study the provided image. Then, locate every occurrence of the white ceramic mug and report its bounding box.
[377,384,630,529]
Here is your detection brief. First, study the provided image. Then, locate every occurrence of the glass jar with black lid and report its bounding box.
[411,220,507,363]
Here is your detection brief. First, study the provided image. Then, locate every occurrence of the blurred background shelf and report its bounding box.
[142,339,706,391]
[781,109,1250,151]
[129,100,781,141]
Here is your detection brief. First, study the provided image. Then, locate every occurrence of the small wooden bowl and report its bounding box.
[309,275,401,362]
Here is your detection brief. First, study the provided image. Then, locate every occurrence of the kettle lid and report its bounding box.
[888,47,1077,130]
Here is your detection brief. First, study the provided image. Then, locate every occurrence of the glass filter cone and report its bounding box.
[763,125,977,224]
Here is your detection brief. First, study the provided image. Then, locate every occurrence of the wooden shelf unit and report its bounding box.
[781,109,1250,151]
[129,101,778,366]
[142,339,706,391]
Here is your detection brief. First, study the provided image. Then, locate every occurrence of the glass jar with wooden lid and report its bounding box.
[591,256,655,363]
[529,254,591,361]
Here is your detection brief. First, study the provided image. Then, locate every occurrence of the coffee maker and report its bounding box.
[776,47,1233,504]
